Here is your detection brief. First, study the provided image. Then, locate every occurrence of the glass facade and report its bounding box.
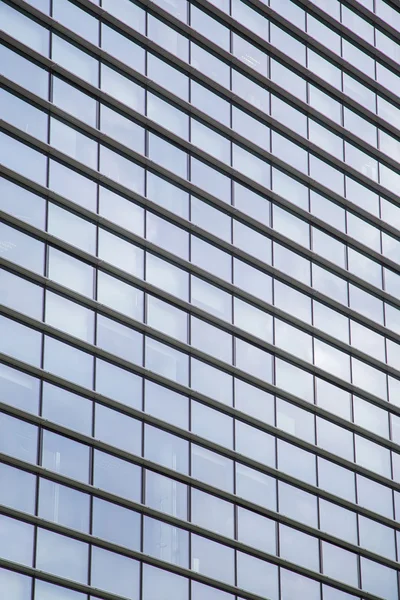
[0,0,400,598]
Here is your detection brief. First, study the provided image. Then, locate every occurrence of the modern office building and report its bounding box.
[1,0,400,598]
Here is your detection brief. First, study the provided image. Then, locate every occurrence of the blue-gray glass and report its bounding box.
[237,506,276,554]
[0,412,38,464]
[191,488,234,538]
[235,420,275,466]
[0,514,34,567]
[278,481,318,528]
[96,314,143,366]
[48,160,97,212]
[144,425,189,474]
[0,177,46,229]
[277,439,317,485]
[41,430,90,483]
[148,133,188,178]
[92,497,141,550]
[0,462,36,514]
[322,542,359,588]
[91,546,140,599]
[147,15,189,62]
[38,479,90,533]
[190,358,233,406]
[147,53,189,101]
[0,316,42,368]
[97,270,144,321]
[0,568,31,600]
[95,358,142,409]
[144,516,189,567]
[358,515,396,560]
[0,361,40,415]
[319,499,357,545]
[191,535,235,585]
[36,528,88,583]
[356,474,394,519]
[101,64,145,112]
[192,445,233,492]
[0,44,49,98]
[145,380,189,429]
[0,87,47,141]
[0,132,47,186]
[93,449,141,502]
[52,35,98,86]
[360,556,398,600]
[147,92,189,139]
[281,569,321,600]
[236,463,277,510]
[102,0,145,32]
[95,403,142,455]
[146,212,189,260]
[47,203,96,255]
[145,469,188,520]
[34,579,86,599]
[279,524,320,571]
[191,196,231,242]
[100,105,145,154]
[0,2,49,54]
[43,336,94,389]
[145,337,189,386]
[147,173,189,219]
[191,400,233,448]
[53,0,99,44]
[101,24,144,72]
[237,551,279,599]
[318,457,356,503]
[143,564,188,600]
[192,581,234,600]
[42,382,92,435]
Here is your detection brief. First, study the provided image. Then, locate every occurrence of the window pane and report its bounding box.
[144,516,188,567]
[93,449,141,502]
[92,497,140,551]
[191,535,234,585]
[143,564,188,600]
[0,568,31,600]
[42,430,89,483]
[44,336,93,388]
[145,425,188,474]
[38,478,89,533]
[0,514,33,566]
[91,546,139,599]
[42,382,92,435]
[36,528,88,583]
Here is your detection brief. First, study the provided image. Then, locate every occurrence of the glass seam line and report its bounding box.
[72,0,400,108]
[1,218,399,410]
[1,440,398,555]
[2,215,400,423]
[201,0,400,78]
[2,211,400,429]
[1,170,398,375]
[0,304,399,495]
[0,498,396,596]
[7,0,400,180]
[299,0,400,43]
[2,249,400,453]
[1,410,400,576]
[3,25,400,229]
[2,119,400,319]
[3,74,400,281]
[6,0,400,176]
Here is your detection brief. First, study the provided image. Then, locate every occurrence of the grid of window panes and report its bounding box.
[1,0,400,599]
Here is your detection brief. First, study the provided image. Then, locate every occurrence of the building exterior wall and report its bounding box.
[0,0,400,599]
